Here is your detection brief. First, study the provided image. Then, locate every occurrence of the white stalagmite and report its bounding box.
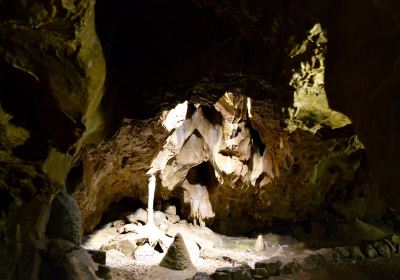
[147,174,156,226]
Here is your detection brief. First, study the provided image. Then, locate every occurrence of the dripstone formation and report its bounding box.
[159,233,194,271]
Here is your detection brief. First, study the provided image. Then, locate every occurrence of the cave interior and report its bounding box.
[1,0,400,280]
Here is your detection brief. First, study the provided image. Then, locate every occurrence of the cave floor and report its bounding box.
[270,256,400,280]
[83,216,302,279]
[82,211,400,280]
[105,235,297,280]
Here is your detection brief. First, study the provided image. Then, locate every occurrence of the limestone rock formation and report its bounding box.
[72,119,168,232]
[159,233,194,271]
[255,235,265,252]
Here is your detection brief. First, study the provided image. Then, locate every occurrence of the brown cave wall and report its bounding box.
[325,0,400,211]
[72,118,169,232]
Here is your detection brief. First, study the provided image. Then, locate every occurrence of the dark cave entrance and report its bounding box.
[160,197,182,217]
[186,161,218,188]
[180,161,218,224]
[97,197,145,228]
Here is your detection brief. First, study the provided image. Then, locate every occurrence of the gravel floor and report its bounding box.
[102,231,295,279]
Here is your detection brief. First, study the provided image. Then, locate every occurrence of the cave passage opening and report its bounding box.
[98,197,145,228]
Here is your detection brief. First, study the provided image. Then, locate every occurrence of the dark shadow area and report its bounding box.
[248,121,267,156]
[0,188,13,215]
[186,161,218,189]
[201,105,223,126]
[94,0,295,135]
[66,161,84,194]
[161,197,182,217]
[97,197,145,228]
[0,64,82,157]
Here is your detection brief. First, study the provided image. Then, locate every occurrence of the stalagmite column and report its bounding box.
[147,174,156,226]
[255,234,265,252]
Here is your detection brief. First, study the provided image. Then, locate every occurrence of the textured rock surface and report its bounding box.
[40,239,98,280]
[72,119,168,232]
[0,0,106,154]
[0,163,58,279]
[46,190,82,246]
[0,0,106,278]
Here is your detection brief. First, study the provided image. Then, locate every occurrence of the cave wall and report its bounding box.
[0,0,105,279]
[325,0,400,210]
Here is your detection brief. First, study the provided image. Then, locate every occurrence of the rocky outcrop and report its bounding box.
[72,118,168,232]
[40,239,98,280]
[0,0,106,155]
[46,191,82,246]
[0,163,58,280]
[0,0,106,279]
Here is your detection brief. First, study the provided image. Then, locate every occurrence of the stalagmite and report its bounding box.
[255,234,265,252]
[159,233,194,270]
[136,173,164,244]
[147,174,156,226]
